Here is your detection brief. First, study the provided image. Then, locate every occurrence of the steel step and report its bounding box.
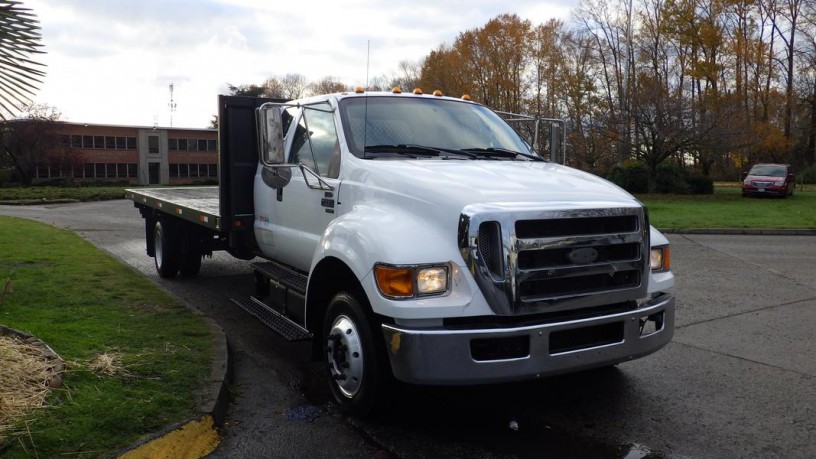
[253,261,308,294]
[232,296,312,341]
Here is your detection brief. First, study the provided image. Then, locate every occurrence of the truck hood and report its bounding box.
[350,159,640,211]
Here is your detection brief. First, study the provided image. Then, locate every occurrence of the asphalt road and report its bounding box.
[1,200,814,458]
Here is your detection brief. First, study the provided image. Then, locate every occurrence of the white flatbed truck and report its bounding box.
[128,92,675,416]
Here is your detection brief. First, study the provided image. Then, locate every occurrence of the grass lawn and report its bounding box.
[639,185,816,229]
[0,216,212,458]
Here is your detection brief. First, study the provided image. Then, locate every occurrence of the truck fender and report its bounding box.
[315,204,458,273]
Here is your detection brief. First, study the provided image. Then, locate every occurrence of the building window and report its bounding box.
[106,163,117,177]
[117,163,128,177]
[169,139,178,151]
[169,164,179,178]
[187,139,197,151]
[198,139,207,151]
[106,136,116,149]
[148,135,159,154]
[128,163,137,178]
[116,137,126,149]
[189,164,199,178]
[208,164,217,177]
[82,135,93,148]
[71,135,82,148]
[84,163,95,178]
[93,136,104,149]
[127,137,136,149]
[207,139,217,151]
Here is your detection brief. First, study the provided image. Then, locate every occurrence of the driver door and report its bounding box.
[256,102,341,272]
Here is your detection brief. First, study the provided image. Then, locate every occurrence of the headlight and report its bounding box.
[417,267,448,294]
[774,180,785,186]
[374,264,449,299]
[650,246,670,271]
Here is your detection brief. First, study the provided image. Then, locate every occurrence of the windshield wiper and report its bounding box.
[364,144,441,158]
[462,147,544,162]
[364,144,485,160]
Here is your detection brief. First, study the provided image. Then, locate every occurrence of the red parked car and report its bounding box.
[742,163,795,198]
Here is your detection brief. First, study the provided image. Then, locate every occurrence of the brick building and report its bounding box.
[34,122,218,186]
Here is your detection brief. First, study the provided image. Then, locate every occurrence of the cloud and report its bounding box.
[26,0,576,128]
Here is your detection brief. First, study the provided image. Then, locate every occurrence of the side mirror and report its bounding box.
[257,105,285,164]
[261,165,292,189]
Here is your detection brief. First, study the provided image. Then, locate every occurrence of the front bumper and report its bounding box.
[742,185,787,196]
[382,293,674,385]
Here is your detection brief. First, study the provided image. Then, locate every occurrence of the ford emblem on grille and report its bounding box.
[568,247,599,264]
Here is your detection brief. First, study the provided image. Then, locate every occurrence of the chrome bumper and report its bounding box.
[382,293,674,385]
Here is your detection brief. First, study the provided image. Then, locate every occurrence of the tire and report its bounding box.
[154,221,180,278]
[180,233,202,277]
[323,291,390,417]
[179,252,201,277]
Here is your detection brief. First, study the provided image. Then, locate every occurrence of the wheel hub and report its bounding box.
[326,315,363,398]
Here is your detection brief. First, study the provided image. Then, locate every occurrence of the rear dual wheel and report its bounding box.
[154,221,180,278]
[154,220,201,278]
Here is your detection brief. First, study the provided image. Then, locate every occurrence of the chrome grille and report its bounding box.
[459,206,649,316]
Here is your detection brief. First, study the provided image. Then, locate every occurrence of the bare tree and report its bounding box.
[0,103,68,185]
[308,77,348,96]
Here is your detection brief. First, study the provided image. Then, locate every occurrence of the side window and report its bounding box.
[288,103,340,178]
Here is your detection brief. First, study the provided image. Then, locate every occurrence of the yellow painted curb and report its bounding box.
[119,415,219,459]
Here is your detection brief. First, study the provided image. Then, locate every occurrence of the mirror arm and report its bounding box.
[299,164,334,191]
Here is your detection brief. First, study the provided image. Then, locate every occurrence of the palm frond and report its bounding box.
[0,1,45,120]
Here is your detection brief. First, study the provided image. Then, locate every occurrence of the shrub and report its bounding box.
[607,161,714,195]
[0,168,12,186]
[799,164,816,185]
[32,177,75,187]
[686,174,714,194]
[609,162,648,194]
[656,164,690,194]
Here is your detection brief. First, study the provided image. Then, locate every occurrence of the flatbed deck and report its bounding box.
[126,187,222,231]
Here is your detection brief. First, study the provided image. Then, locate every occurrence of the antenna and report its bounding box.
[365,40,370,89]
[168,83,177,127]
[363,40,370,153]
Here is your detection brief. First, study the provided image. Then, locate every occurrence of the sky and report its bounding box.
[25,0,577,129]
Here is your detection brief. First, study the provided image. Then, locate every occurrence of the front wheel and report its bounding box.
[324,292,390,417]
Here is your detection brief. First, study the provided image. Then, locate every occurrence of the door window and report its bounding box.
[288,103,340,178]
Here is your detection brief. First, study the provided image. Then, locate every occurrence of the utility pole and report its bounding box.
[168,83,177,127]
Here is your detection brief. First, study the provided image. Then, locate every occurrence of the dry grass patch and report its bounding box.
[86,352,130,378]
[0,335,63,443]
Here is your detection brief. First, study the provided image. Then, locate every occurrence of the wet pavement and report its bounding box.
[2,201,814,458]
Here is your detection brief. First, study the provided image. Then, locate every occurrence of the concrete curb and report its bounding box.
[116,316,232,459]
[661,228,816,236]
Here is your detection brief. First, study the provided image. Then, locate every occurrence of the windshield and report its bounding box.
[749,165,786,177]
[338,96,535,158]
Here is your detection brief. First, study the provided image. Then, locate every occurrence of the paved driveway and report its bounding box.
[2,201,814,458]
